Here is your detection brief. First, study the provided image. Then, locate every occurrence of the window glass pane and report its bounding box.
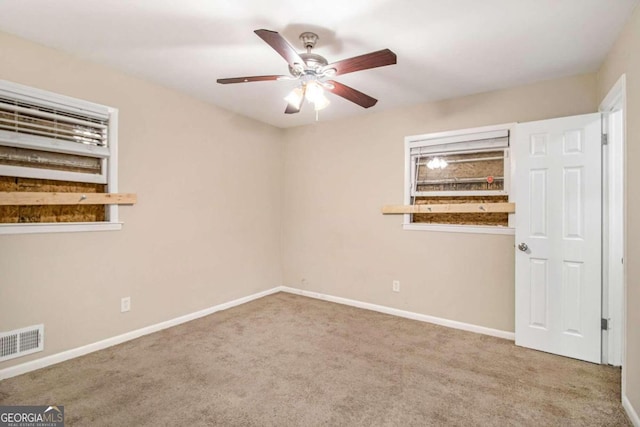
[416,150,504,192]
[0,146,102,174]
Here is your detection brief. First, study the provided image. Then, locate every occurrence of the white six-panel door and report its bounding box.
[515,113,602,363]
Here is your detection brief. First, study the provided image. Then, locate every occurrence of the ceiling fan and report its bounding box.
[217,29,397,114]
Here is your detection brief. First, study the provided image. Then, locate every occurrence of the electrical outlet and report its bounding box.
[121,297,131,313]
[392,280,400,292]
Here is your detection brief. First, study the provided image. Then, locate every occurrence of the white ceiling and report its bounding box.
[0,0,637,128]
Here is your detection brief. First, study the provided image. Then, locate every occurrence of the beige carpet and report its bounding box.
[0,292,630,426]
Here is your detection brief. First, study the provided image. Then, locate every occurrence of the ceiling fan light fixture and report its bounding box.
[304,81,330,111]
[284,87,304,107]
[319,81,335,90]
[322,68,337,77]
[304,81,323,103]
[312,93,330,111]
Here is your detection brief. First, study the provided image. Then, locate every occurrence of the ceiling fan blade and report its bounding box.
[217,75,287,84]
[323,49,397,76]
[254,29,305,68]
[326,81,378,108]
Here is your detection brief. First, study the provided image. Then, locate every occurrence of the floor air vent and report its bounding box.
[0,324,44,362]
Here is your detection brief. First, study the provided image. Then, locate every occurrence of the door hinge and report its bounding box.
[602,133,609,145]
[601,318,609,330]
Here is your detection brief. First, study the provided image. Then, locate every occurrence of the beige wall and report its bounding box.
[281,74,597,333]
[0,32,283,368]
[598,5,640,418]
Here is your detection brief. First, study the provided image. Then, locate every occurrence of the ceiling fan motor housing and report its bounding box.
[289,53,329,75]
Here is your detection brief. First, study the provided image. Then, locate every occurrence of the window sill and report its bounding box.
[403,223,515,235]
[0,222,123,235]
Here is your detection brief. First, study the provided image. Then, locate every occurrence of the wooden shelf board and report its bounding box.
[0,192,137,206]
[382,202,515,214]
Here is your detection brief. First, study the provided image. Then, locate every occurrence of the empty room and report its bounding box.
[0,1,639,425]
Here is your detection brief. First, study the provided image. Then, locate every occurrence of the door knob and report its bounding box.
[518,242,529,252]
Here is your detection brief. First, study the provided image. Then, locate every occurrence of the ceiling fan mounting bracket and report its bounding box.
[299,32,319,50]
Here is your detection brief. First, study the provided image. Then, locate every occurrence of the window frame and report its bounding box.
[0,80,120,234]
[403,123,516,235]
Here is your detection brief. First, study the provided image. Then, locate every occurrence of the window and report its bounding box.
[0,80,120,234]
[404,124,514,234]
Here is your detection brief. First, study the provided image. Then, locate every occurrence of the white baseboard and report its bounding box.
[624,394,640,427]
[279,286,515,340]
[0,287,281,381]
[1,285,515,380]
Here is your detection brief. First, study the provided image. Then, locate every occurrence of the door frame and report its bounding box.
[599,74,626,368]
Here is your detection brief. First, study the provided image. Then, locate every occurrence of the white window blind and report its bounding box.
[408,129,509,156]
